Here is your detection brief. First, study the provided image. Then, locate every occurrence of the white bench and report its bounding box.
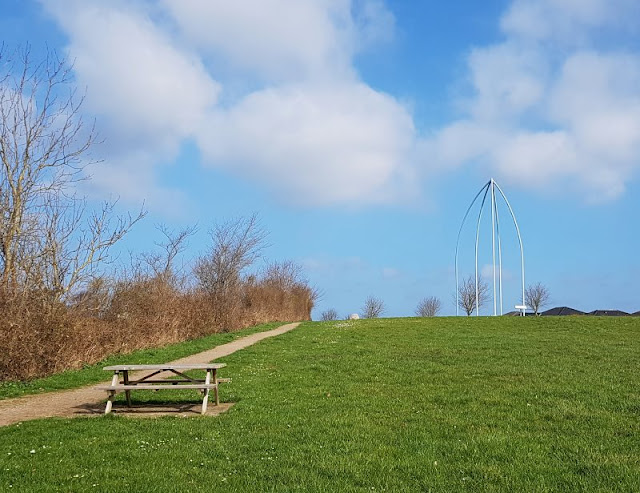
[98,363,228,415]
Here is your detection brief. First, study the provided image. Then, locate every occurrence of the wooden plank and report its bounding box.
[104,372,119,414]
[98,384,220,391]
[125,379,206,384]
[103,363,226,371]
[123,370,132,407]
[213,369,219,406]
[202,369,211,414]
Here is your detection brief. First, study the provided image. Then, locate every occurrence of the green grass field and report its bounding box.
[1,317,638,491]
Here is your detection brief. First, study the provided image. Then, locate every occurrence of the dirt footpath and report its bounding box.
[0,322,300,426]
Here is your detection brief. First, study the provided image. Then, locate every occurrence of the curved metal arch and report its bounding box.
[473,185,491,316]
[455,178,526,316]
[492,180,526,313]
[454,181,490,316]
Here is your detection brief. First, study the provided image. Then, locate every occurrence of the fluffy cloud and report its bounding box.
[162,0,394,83]
[161,0,352,82]
[45,0,219,150]
[500,0,639,43]
[427,0,640,201]
[43,0,415,208]
[42,0,640,208]
[199,82,416,205]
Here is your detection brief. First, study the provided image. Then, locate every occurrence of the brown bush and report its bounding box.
[0,270,316,381]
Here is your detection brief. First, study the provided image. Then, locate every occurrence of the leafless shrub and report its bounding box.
[194,214,267,297]
[362,296,385,319]
[193,214,267,329]
[525,282,550,315]
[70,276,113,317]
[242,260,317,324]
[321,308,339,321]
[416,296,441,317]
[140,224,197,287]
[457,275,488,316]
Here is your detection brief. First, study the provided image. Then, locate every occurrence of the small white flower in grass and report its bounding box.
[29,449,36,454]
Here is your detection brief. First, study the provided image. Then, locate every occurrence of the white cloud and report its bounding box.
[425,0,640,201]
[45,0,219,149]
[161,0,394,82]
[80,151,193,218]
[161,0,351,82]
[43,0,415,209]
[42,0,640,209]
[42,0,221,207]
[198,82,417,205]
[500,0,639,44]
[467,42,548,121]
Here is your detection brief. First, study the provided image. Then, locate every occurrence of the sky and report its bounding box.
[1,0,639,318]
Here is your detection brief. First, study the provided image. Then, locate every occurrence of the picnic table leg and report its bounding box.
[201,370,211,415]
[123,370,132,407]
[213,368,220,406]
[104,372,119,414]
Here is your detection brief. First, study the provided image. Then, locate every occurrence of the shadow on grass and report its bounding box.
[73,399,235,417]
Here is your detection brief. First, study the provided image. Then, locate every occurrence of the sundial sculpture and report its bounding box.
[455,178,526,316]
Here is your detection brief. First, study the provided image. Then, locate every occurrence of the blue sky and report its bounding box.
[2,0,639,317]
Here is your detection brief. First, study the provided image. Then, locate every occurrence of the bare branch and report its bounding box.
[416,296,441,317]
[320,308,338,321]
[194,213,268,296]
[362,295,385,319]
[456,275,488,316]
[525,282,550,315]
[141,223,198,283]
[0,45,144,300]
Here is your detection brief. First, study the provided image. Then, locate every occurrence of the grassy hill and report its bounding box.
[1,317,638,491]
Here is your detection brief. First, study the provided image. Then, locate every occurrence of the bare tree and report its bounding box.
[362,295,385,319]
[320,308,338,321]
[141,224,198,285]
[416,296,441,317]
[525,282,550,315]
[0,45,145,301]
[194,214,267,295]
[457,275,488,316]
[260,260,304,289]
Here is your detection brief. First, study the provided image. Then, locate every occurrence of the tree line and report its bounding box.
[0,46,317,381]
[320,280,550,320]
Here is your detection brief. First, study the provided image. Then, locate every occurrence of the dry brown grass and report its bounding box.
[0,274,315,381]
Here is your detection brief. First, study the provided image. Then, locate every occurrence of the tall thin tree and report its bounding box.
[0,45,144,300]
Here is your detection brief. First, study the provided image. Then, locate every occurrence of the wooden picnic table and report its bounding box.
[99,363,227,415]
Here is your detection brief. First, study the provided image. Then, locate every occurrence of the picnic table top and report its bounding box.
[103,363,226,371]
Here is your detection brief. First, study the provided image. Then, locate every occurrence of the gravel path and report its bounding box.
[0,322,300,426]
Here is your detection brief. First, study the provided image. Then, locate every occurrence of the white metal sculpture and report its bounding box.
[455,178,526,316]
